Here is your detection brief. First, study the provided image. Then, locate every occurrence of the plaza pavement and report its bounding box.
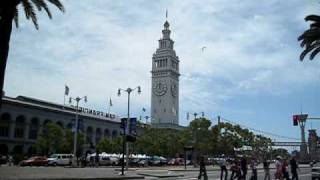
[0,164,312,180]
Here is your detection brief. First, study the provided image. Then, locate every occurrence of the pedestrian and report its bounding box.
[89,155,94,167]
[275,156,283,180]
[263,158,270,180]
[282,159,290,180]
[198,156,208,180]
[249,158,258,180]
[220,156,228,180]
[240,157,247,180]
[95,151,99,167]
[8,155,13,166]
[290,156,299,180]
[230,160,241,180]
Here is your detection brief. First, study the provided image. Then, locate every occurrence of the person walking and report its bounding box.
[290,156,299,180]
[198,156,208,180]
[240,157,248,180]
[230,160,241,180]
[263,158,270,180]
[275,156,283,180]
[282,159,290,180]
[249,158,258,180]
[220,156,228,180]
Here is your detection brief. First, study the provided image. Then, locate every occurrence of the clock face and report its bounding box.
[171,82,178,97]
[153,81,167,96]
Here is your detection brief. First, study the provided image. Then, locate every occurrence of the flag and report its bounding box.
[65,85,69,96]
[142,108,146,112]
[109,98,113,106]
[166,9,168,19]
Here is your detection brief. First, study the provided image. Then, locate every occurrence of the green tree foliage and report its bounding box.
[36,122,85,155]
[131,119,272,159]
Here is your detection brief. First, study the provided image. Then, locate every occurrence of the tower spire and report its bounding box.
[166,9,168,19]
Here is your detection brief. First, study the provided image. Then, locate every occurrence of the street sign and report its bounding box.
[71,119,84,132]
[129,118,137,135]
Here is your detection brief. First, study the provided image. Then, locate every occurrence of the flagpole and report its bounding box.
[63,84,66,110]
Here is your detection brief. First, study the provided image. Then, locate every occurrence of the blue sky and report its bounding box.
[5,0,320,142]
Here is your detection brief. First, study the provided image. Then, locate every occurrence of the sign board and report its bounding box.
[129,118,137,135]
[71,119,84,132]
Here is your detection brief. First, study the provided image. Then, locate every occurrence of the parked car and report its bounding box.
[0,156,7,165]
[20,156,48,166]
[312,162,320,180]
[99,156,119,166]
[47,154,73,166]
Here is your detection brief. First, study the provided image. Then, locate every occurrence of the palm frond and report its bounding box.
[31,0,52,19]
[310,47,320,60]
[21,0,39,29]
[46,0,65,12]
[305,15,320,22]
[14,7,19,28]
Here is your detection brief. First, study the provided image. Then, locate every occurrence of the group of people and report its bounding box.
[219,157,259,180]
[274,156,299,180]
[214,156,300,180]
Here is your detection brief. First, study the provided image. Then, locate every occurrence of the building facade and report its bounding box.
[151,19,180,129]
[0,96,122,156]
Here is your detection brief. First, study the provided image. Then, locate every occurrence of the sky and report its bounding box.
[5,0,320,143]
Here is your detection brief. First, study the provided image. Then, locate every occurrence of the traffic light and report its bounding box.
[293,115,298,126]
[126,134,136,142]
[120,118,127,129]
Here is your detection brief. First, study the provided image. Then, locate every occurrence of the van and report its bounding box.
[47,154,73,166]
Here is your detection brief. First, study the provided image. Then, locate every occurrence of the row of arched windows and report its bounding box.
[0,112,119,145]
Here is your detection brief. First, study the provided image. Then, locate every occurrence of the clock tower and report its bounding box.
[151,19,180,128]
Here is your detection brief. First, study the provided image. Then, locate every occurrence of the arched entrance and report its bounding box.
[0,113,10,137]
[0,144,8,156]
[29,118,39,140]
[15,116,25,138]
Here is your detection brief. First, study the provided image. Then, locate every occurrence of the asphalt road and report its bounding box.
[144,168,311,180]
[0,165,312,180]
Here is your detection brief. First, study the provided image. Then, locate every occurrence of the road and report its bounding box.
[143,168,311,180]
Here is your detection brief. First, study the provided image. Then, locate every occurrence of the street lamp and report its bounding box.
[117,86,141,174]
[69,95,87,167]
[186,111,204,167]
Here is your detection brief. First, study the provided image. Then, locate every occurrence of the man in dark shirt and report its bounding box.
[240,157,247,180]
[198,156,208,180]
[290,156,299,180]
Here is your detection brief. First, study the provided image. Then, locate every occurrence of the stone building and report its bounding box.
[0,95,122,156]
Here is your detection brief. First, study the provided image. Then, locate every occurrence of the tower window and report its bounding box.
[164,108,166,113]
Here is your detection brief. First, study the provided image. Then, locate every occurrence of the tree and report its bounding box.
[36,123,85,155]
[298,15,320,61]
[0,0,64,107]
[96,138,112,153]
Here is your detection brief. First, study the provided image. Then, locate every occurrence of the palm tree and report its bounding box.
[0,0,64,107]
[298,15,320,61]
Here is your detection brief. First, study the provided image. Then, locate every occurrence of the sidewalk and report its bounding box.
[0,166,144,180]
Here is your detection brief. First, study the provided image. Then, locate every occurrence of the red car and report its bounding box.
[20,156,48,166]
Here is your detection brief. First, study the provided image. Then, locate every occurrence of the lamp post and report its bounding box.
[186,111,204,167]
[69,95,87,167]
[117,86,141,173]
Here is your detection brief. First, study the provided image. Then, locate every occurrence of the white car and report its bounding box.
[48,154,73,166]
[98,156,119,166]
[312,162,320,180]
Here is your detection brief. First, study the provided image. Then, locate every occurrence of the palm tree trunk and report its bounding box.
[0,0,20,108]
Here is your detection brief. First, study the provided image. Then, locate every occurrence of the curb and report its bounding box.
[137,173,183,178]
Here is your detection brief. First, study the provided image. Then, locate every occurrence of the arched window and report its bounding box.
[86,126,93,144]
[112,130,118,139]
[56,121,64,128]
[15,115,25,138]
[104,129,110,138]
[42,119,52,135]
[95,128,101,144]
[0,113,10,137]
[29,118,39,140]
